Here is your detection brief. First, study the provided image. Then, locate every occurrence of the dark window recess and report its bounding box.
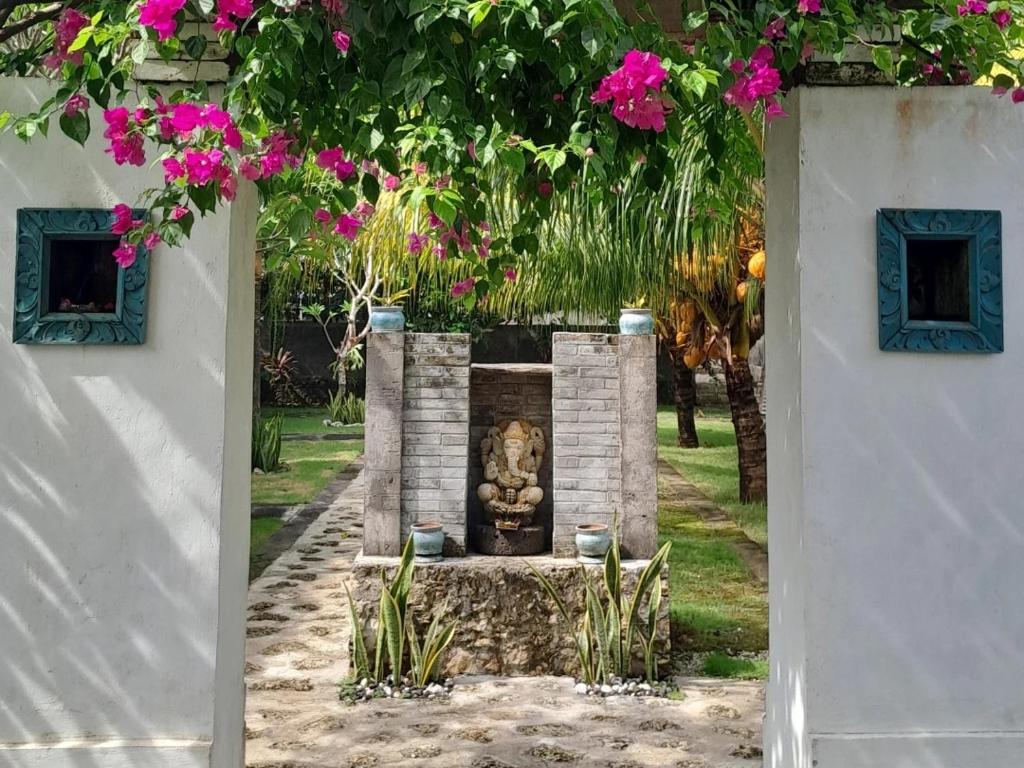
[905,238,971,323]
[47,238,120,314]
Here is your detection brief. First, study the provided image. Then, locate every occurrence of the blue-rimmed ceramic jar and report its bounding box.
[370,305,405,332]
[619,308,654,335]
[575,523,611,564]
[411,521,444,562]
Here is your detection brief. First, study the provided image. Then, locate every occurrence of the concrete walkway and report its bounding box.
[244,468,765,767]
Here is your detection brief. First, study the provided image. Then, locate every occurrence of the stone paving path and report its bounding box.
[244,468,765,768]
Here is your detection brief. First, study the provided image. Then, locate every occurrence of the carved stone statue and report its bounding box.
[477,419,545,530]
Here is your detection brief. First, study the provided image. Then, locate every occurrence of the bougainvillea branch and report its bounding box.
[1,0,1022,297]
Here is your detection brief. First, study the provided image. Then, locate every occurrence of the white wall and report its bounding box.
[0,79,255,767]
[766,86,1024,767]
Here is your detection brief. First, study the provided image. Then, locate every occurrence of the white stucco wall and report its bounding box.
[0,79,255,767]
[765,86,1024,767]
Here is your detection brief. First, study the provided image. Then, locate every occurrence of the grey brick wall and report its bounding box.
[468,365,553,550]
[401,333,471,554]
[551,333,623,557]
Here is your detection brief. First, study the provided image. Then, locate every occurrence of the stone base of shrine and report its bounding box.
[351,553,670,677]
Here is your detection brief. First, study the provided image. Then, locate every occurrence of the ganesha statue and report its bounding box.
[477,419,546,530]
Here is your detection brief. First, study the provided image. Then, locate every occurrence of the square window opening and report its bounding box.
[905,237,971,323]
[46,237,120,315]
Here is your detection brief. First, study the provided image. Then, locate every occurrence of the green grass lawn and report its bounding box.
[251,439,364,506]
[657,406,767,548]
[262,406,365,436]
[656,405,769,678]
[250,517,284,558]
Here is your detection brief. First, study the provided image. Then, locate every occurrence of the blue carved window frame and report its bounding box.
[14,208,150,345]
[876,209,1002,353]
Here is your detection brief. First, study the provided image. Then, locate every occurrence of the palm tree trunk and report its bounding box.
[724,358,767,503]
[670,351,700,448]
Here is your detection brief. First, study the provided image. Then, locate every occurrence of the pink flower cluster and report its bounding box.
[315,147,356,181]
[591,50,672,132]
[103,108,146,166]
[63,94,90,118]
[993,8,1013,27]
[239,132,303,180]
[44,8,89,70]
[112,204,144,235]
[213,0,254,32]
[408,218,492,259]
[723,46,785,120]
[159,101,242,148]
[797,0,821,14]
[138,0,186,42]
[957,0,987,15]
[451,277,476,298]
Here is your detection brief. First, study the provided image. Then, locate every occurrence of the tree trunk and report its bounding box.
[724,358,767,503]
[670,351,700,448]
[336,351,348,398]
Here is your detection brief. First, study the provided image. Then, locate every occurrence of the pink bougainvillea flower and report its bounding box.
[764,98,788,122]
[218,170,238,201]
[467,141,478,162]
[63,94,90,118]
[724,47,783,114]
[212,13,236,32]
[315,147,356,181]
[957,0,987,13]
[138,0,187,42]
[314,208,333,224]
[797,0,821,13]
[992,8,1012,27]
[333,30,351,53]
[434,175,451,190]
[356,201,375,219]
[433,243,446,260]
[553,92,565,102]
[238,157,261,180]
[800,42,816,63]
[450,277,476,298]
[143,231,161,250]
[334,214,361,241]
[504,268,517,282]
[427,212,445,229]
[103,108,146,166]
[113,241,138,268]
[170,205,190,221]
[183,147,226,185]
[592,49,670,132]
[322,0,348,14]
[1012,88,1024,103]
[763,17,787,39]
[360,159,380,177]
[992,84,1008,95]
[414,161,428,175]
[384,174,401,191]
[163,156,185,182]
[44,8,89,69]
[537,180,553,198]
[407,232,430,254]
[111,204,143,235]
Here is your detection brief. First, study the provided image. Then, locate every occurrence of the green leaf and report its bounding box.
[184,35,208,61]
[404,76,432,107]
[59,111,90,146]
[871,45,894,75]
[581,27,602,56]
[682,70,707,98]
[287,207,311,244]
[197,0,216,13]
[402,49,426,77]
[362,173,380,204]
[432,196,457,226]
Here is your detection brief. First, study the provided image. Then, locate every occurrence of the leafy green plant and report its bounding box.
[327,391,365,425]
[344,537,457,688]
[251,414,283,473]
[529,533,671,685]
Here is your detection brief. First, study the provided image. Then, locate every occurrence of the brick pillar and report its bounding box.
[551,333,622,557]
[618,334,658,558]
[363,331,404,556]
[401,334,471,554]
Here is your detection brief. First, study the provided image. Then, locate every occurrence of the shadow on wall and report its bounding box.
[0,254,235,762]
